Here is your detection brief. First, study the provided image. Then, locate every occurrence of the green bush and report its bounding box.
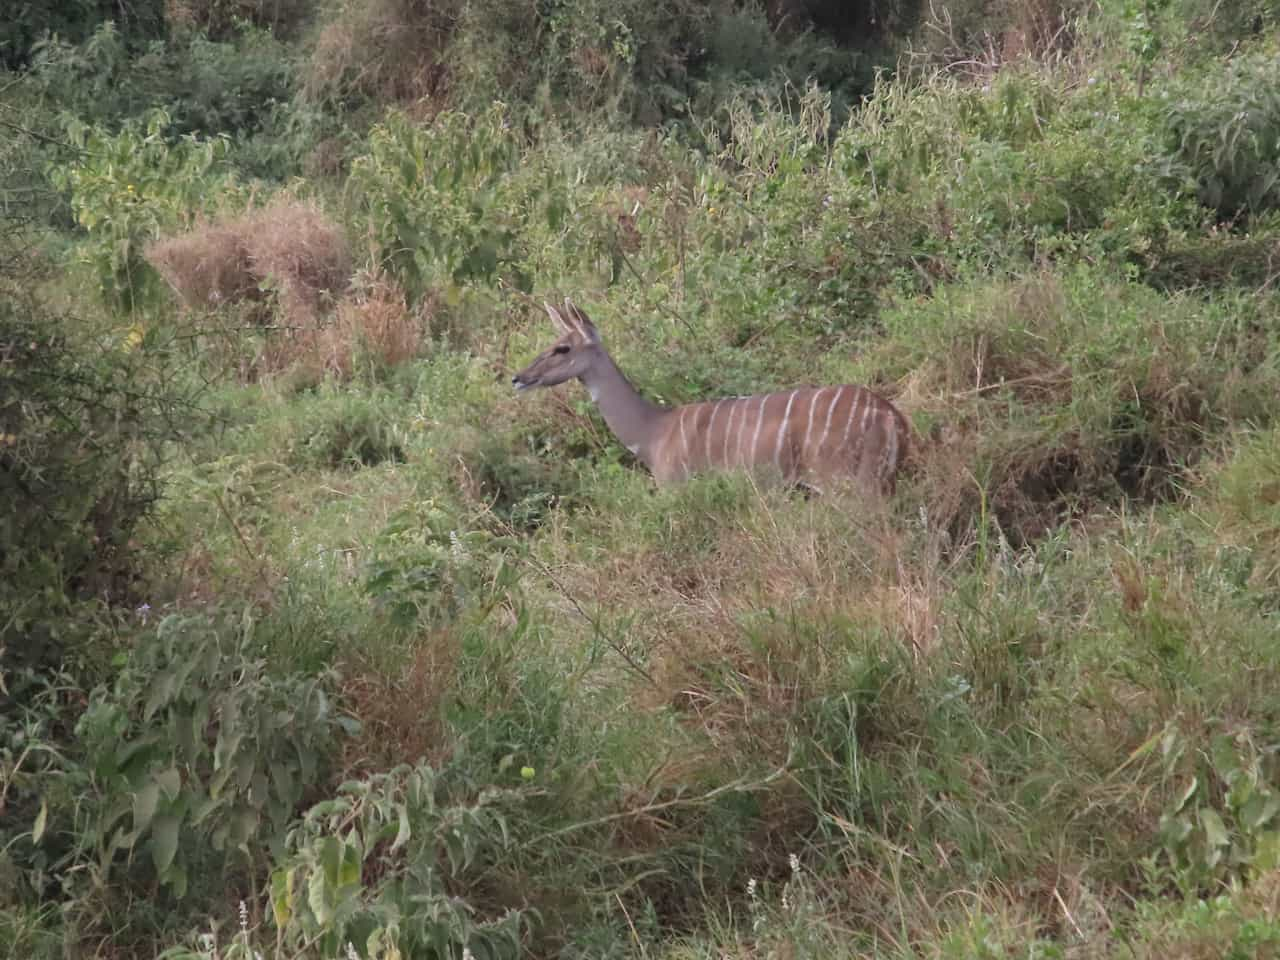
[50,109,243,311]
[1163,49,1280,218]
[29,22,301,180]
[269,762,524,959]
[351,107,555,298]
[0,275,201,621]
[3,611,342,947]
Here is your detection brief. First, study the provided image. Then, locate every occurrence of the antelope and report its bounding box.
[512,299,911,495]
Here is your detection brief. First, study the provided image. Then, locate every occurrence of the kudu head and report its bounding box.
[511,298,603,392]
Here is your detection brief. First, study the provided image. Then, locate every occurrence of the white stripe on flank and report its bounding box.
[705,400,724,467]
[854,393,877,466]
[773,390,799,469]
[802,388,827,455]
[749,394,769,465]
[722,398,739,466]
[677,405,692,475]
[842,389,862,449]
[817,385,843,455]
[734,397,750,466]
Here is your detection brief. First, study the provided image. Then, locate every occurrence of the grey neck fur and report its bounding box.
[579,351,670,468]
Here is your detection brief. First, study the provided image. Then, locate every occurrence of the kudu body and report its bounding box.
[512,300,910,494]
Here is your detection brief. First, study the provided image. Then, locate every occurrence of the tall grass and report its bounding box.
[5,2,1280,958]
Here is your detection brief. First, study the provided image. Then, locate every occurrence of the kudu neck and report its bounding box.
[579,349,668,467]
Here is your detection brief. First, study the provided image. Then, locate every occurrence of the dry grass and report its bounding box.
[336,635,458,776]
[143,201,431,383]
[311,274,427,379]
[243,199,353,326]
[304,0,454,107]
[146,198,352,328]
[254,273,425,383]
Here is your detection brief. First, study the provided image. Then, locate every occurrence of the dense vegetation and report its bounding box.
[3,1,1280,957]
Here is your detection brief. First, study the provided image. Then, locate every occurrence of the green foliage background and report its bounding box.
[3,1,1280,958]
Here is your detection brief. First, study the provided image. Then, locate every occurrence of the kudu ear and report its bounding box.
[543,302,573,336]
[563,297,601,344]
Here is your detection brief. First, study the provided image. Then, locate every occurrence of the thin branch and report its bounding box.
[525,751,792,845]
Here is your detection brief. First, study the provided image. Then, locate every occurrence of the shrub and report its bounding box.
[1163,49,1280,219]
[72,611,341,892]
[2,610,344,951]
[350,107,535,298]
[28,22,298,175]
[0,267,200,621]
[872,267,1275,545]
[269,761,524,958]
[51,109,242,312]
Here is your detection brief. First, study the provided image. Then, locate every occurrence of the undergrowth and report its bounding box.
[3,2,1280,958]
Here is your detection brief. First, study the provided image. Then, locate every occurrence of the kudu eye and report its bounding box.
[553,344,571,355]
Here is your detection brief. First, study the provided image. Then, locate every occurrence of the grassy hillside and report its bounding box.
[3,1,1280,957]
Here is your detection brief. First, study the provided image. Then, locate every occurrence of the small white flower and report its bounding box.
[1087,76,1097,86]
[789,852,800,874]
[239,900,249,933]
[345,943,360,960]
[747,877,758,900]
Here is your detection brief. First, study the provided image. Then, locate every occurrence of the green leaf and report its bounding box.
[1200,808,1230,849]
[32,800,48,844]
[321,835,342,887]
[166,863,188,897]
[1254,831,1280,873]
[307,865,332,927]
[133,781,161,834]
[156,767,182,800]
[271,869,295,928]
[390,803,411,853]
[273,761,295,806]
[1242,791,1280,832]
[338,841,362,888]
[150,813,181,873]
[1173,776,1199,814]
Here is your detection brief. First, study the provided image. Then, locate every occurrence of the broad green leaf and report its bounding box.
[235,749,255,791]
[1242,791,1280,831]
[1173,776,1198,814]
[1200,808,1230,849]
[133,781,161,834]
[321,835,342,888]
[32,799,48,844]
[273,762,295,806]
[230,807,259,847]
[307,866,332,927]
[338,841,362,888]
[390,803,411,853]
[1254,831,1280,873]
[150,813,181,873]
[155,767,182,800]
[271,868,295,927]
[167,863,188,898]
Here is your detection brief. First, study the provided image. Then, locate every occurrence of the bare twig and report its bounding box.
[526,752,791,844]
